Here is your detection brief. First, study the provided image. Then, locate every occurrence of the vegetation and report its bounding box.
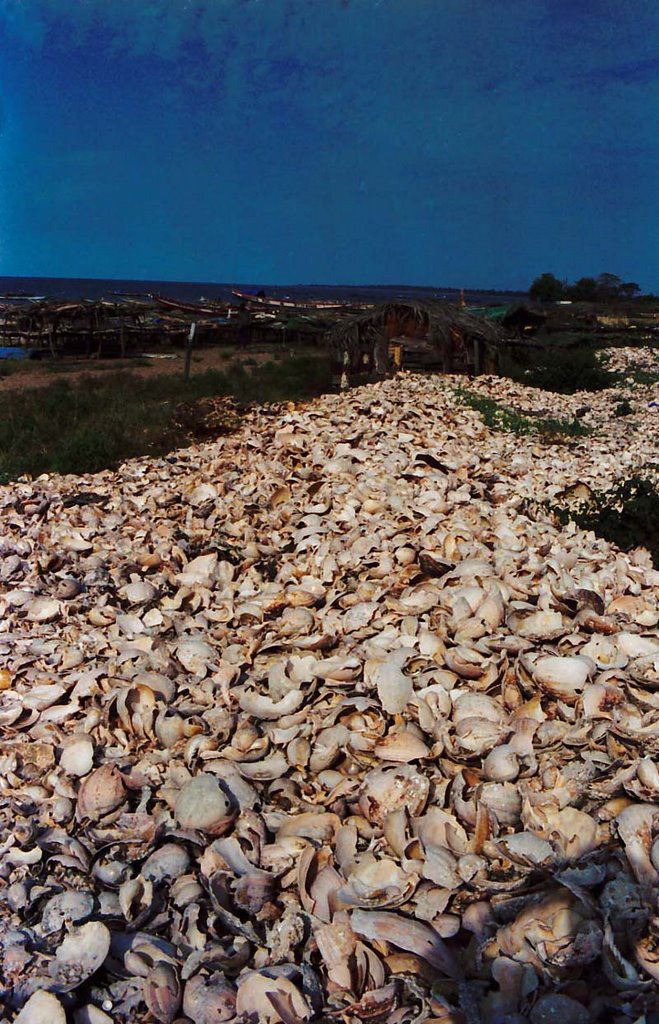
[455,389,591,440]
[549,475,659,566]
[529,271,641,303]
[614,399,634,417]
[499,344,619,393]
[0,352,333,482]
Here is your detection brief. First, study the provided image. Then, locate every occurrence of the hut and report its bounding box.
[327,301,503,387]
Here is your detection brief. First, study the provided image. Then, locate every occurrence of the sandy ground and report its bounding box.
[0,344,292,392]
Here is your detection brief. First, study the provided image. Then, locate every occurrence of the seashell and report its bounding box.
[14,992,67,1024]
[120,580,158,604]
[530,994,590,1024]
[483,744,520,782]
[60,735,95,777]
[616,803,659,884]
[144,961,181,1024]
[373,730,429,762]
[26,596,62,622]
[514,609,566,640]
[176,552,218,587]
[1,364,658,1014]
[478,782,522,826]
[176,637,215,676]
[350,909,462,978]
[372,659,413,714]
[616,632,659,659]
[359,765,430,825]
[76,764,126,820]
[41,890,94,934]
[142,843,191,882]
[337,856,417,908]
[174,775,237,834]
[236,970,311,1023]
[532,654,592,701]
[497,832,554,865]
[183,974,237,1023]
[49,920,111,990]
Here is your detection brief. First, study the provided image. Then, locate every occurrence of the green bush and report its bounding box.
[550,474,659,565]
[614,399,634,417]
[500,344,619,393]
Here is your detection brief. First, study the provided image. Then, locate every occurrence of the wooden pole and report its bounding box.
[184,322,196,380]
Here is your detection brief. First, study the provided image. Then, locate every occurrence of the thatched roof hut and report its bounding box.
[327,301,503,384]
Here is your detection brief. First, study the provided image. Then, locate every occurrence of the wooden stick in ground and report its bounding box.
[184,321,196,380]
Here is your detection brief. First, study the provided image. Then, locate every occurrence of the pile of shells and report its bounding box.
[467,346,659,499]
[598,345,659,377]
[174,397,245,439]
[0,371,658,1023]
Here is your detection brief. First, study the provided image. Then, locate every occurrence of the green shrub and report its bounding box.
[500,344,619,393]
[614,399,634,417]
[550,474,659,565]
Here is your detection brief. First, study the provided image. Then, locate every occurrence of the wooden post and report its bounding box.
[473,338,481,376]
[374,328,388,377]
[184,322,196,380]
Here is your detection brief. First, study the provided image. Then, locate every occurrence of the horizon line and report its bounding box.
[0,273,527,292]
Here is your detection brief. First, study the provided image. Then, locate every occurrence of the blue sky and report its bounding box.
[0,0,658,289]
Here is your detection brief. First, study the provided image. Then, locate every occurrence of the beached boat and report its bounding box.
[152,294,228,316]
[231,289,366,312]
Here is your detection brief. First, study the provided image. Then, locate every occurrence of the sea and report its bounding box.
[0,276,524,307]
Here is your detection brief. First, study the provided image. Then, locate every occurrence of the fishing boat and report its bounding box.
[152,294,228,316]
[231,289,366,312]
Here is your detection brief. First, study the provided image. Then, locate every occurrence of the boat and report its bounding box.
[151,294,228,316]
[231,289,367,312]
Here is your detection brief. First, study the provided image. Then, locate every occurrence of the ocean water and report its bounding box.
[0,276,524,307]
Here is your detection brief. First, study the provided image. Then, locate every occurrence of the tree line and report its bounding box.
[529,272,641,302]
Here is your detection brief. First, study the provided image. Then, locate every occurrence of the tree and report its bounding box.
[529,273,564,302]
[619,281,641,299]
[570,277,599,301]
[597,273,623,301]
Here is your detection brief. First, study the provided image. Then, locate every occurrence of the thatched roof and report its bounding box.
[327,300,503,357]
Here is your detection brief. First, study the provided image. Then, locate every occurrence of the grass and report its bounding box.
[0,353,333,481]
[500,343,619,393]
[455,389,591,441]
[548,474,659,566]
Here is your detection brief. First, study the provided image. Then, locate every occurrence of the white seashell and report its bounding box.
[14,992,67,1024]
[27,596,62,622]
[176,552,218,587]
[176,637,215,676]
[120,580,158,604]
[373,730,429,762]
[41,890,94,934]
[483,744,520,781]
[532,655,592,700]
[359,765,430,825]
[174,775,236,834]
[616,632,659,659]
[60,735,94,777]
[49,921,111,990]
[373,660,413,714]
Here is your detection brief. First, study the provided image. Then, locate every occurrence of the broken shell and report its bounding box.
[60,735,95,777]
[76,764,126,820]
[174,774,237,834]
[359,765,430,825]
[183,974,237,1023]
[14,992,67,1024]
[49,921,111,990]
